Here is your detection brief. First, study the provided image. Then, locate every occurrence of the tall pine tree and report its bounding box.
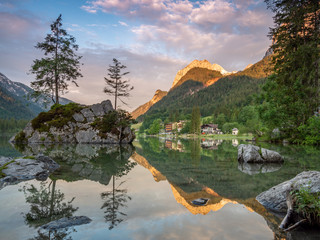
[260,0,320,139]
[191,106,201,134]
[30,14,83,104]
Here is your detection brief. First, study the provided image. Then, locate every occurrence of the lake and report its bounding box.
[0,134,320,240]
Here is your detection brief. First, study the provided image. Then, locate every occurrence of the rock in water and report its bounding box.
[0,155,59,190]
[256,171,320,213]
[238,144,283,163]
[41,216,92,230]
[12,100,135,144]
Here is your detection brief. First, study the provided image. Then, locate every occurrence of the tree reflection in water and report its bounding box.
[101,176,131,230]
[28,228,74,240]
[100,146,136,230]
[21,179,78,240]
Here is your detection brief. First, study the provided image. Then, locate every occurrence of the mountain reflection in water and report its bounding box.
[133,137,320,240]
[0,137,318,239]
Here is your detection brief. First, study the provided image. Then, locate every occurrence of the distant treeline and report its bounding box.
[0,118,28,133]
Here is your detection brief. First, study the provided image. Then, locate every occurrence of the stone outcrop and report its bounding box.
[13,100,135,144]
[171,59,231,89]
[256,171,320,213]
[131,89,167,119]
[0,155,59,190]
[238,144,284,163]
[41,216,92,230]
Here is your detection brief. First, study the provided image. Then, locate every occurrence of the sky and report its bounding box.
[0,0,274,111]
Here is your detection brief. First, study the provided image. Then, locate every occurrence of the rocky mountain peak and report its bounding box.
[171,59,230,89]
[131,89,168,119]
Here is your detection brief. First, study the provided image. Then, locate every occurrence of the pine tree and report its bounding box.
[191,106,201,134]
[260,0,320,138]
[30,14,83,104]
[104,58,134,110]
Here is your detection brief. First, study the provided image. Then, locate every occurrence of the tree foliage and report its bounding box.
[191,106,201,134]
[260,0,320,141]
[104,58,134,110]
[30,14,83,104]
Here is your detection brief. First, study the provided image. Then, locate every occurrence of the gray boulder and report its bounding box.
[80,108,95,122]
[41,216,92,230]
[0,155,60,190]
[73,113,85,122]
[238,144,284,163]
[256,171,320,212]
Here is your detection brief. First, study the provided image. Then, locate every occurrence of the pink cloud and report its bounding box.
[190,0,236,25]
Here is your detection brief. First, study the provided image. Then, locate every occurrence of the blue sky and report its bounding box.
[0,0,273,110]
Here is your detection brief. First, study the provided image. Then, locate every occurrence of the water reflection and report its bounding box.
[17,143,136,185]
[16,143,137,233]
[101,176,131,230]
[21,180,78,227]
[201,138,223,149]
[133,137,320,239]
[238,162,283,175]
[1,137,318,239]
[21,180,78,240]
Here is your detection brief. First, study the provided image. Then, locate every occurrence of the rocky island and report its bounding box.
[12,100,135,144]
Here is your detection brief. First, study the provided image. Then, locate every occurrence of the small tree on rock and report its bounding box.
[30,14,83,105]
[104,58,134,110]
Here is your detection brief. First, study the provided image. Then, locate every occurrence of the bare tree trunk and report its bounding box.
[49,180,56,221]
[279,188,306,231]
[115,77,118,110]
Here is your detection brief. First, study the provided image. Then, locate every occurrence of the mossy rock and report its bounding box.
[31,103,85,132]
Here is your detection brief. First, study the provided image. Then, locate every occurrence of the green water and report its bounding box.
[0,135,319,240]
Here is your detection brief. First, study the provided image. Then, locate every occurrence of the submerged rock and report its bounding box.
[238,144,284,163]
[256,171,320,213]
[41,216,92,230]
[0,155,59,190]
[12,100,135,144]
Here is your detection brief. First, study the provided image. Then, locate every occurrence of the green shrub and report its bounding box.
[14,131,27,143]
[92,110,135,139]
[31,103,85,132]
[291,186,320,226]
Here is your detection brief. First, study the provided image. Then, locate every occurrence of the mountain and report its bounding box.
[131,89,167,119]
[174,67,223,89]
[0,72,72,119]
[132,60,228,119]
[138,56,272,128]
[171,59,231,89]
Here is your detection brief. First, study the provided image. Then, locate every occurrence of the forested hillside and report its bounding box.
[0,85,42,119]
[138,56,271,129]
[0,72,72,120]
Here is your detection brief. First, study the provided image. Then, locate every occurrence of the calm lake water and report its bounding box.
[0,134,320,240]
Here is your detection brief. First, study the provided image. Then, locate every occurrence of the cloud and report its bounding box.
[82,0,273,70]
[119,21,129,27]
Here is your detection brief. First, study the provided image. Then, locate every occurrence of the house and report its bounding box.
[232,128,239,135]
[201,124,219,134]
[165,121,185,133]
[177,120,186,132]
[165,122,177,133]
